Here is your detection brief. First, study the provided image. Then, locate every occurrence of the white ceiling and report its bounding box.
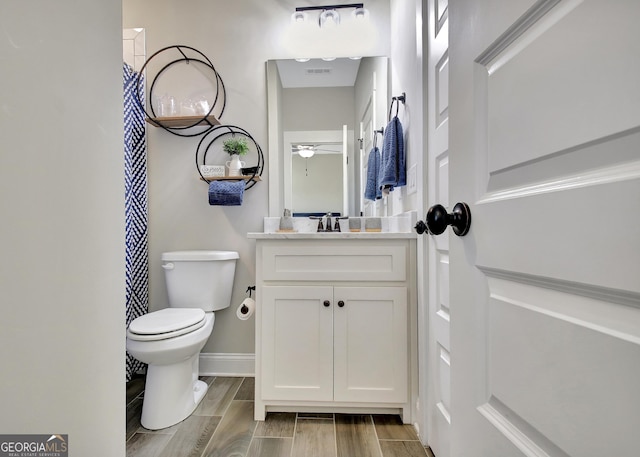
[276,58,362,88]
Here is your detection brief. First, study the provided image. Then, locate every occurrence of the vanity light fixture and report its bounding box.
[293,3,368,28]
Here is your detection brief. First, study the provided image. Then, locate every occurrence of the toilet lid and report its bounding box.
[127,308,206,341]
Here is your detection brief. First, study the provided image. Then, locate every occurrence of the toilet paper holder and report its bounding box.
[241,286,255,314]
[237,286,256,320]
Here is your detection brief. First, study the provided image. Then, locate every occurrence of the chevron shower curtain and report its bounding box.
[124,63,148,382]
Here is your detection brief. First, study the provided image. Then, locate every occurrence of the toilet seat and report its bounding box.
[127,308,207,342]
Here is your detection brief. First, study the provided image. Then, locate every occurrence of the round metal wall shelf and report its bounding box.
[195,125,264,190]
[134,45,226,137]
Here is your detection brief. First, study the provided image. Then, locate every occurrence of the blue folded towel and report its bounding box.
[364,146,381,201]
[379,116,405,192]
[208,180,244,206]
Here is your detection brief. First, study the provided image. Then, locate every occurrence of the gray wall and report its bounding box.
[0,1,125,455]
[123,0,391,355]
[292,154,343,214]
[283,87,355,132]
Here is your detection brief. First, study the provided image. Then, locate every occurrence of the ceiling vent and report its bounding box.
[305,68,332,75]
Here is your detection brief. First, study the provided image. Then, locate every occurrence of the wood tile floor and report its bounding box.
[127,375,435,457]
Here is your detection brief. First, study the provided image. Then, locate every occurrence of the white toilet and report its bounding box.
[126,250,238,430]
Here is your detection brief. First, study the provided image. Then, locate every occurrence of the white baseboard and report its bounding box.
[199,352,255,377]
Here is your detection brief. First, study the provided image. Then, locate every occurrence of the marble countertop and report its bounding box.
[247,231,417,239]
[253,213,419,239]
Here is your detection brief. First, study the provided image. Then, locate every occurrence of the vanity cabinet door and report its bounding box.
[333,287,408,403]
[261,285,334,402]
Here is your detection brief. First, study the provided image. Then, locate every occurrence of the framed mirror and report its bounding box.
[267,57,388,217]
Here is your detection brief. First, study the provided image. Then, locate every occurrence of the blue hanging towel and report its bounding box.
[364,146,381,201]
[378,116,405,192]
[208,180,245,206]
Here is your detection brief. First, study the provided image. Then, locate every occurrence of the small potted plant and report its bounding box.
[223,137,249,176]
[223,137,249,156]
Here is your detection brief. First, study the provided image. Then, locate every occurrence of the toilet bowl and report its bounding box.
[126,250,238,430]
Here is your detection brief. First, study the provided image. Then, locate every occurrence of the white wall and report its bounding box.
[0,1,125,455]
[388,0,424,217]
[389,0,427,441]
[123,0,391,356]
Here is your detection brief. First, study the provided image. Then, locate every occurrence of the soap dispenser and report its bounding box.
[279,209,294,232]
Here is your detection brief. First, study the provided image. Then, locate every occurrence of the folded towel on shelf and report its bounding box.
[379,116,405,192]
[208,180,245,206]
[364,146,381,201]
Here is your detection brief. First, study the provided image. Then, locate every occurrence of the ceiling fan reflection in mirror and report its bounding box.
[292,142,342,176]
[292,143,342,157]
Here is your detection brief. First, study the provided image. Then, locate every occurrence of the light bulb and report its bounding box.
[319,9,340,28]
[291,11,308,23]
[297,146,315,158]
[352,7,369,20]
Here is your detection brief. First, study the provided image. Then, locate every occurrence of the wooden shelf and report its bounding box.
[199,175,262,182]
[146,115,220,128]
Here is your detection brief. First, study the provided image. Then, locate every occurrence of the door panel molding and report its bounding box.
[484,293,640,456]
[483,128,640,196]
[479,266,640,310]
[478,397,571,457]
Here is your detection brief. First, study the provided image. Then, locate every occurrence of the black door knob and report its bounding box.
[414,220,428,235]
[416,202,471,237]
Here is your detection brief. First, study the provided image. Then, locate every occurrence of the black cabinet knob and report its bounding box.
[415,202,471,237]
[338,300,345,307]
[323,300,330,307]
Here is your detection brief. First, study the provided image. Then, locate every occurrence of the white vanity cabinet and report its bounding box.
[250,236,417,422]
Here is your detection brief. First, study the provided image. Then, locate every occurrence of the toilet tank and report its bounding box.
[161,250,239,312]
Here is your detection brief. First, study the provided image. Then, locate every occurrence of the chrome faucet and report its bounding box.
[324,213,333,232]
[309,213,348,232]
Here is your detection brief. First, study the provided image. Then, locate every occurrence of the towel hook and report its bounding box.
[388,92,406,121]
[373,127,384,148]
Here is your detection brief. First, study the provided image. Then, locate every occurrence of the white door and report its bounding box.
[447,1,640,456]
[425,0,451,456]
